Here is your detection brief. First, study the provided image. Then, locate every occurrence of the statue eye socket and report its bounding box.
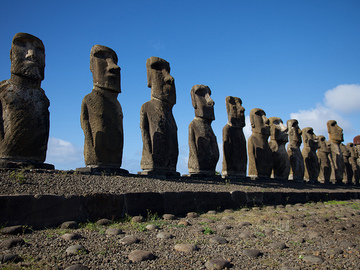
[13,39,26,47]
[94,51,107,59]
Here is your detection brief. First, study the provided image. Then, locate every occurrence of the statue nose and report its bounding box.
[25,48,35,59]
[206,94,214,106]
[164,73,174,84]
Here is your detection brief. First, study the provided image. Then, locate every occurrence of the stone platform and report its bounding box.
[1,181,359,229]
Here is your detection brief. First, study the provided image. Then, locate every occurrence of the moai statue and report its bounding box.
[222,96,246,178]
[353,136,360,169]
[316,135,331,183]
[268,117,290,180]
[139,57,179,176]
[0,33,54,169]
[340,143,352,184]
[347,142,359,185]
[188,85,219,177]
[79,45,128,174]
[301,127,320,183]
[327,120,345,184]
[286,119,304,182]
[247,108,272,179]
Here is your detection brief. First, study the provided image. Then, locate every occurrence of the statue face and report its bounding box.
[147,57,176,105]
[226,96,245,127]
[302,127,319,150]
[10,33,45,82]
[317,135,330,153]
[327,120,344,144]
[287,119,302,145]
[191,85,215,120]
[347,143,357,157]
[90,45,120,92]
[269,117,288,142]
[250,108,270,135]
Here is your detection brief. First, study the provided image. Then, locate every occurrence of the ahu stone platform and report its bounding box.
[1,174,360,229]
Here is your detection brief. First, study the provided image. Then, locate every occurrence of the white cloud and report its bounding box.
[243,115,252,140]
[324,84,360,113]
[290,104,351,138]
[46,137,84,170]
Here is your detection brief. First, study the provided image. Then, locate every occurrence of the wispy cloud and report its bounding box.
[290,84,358,138]
[46,137,84,170]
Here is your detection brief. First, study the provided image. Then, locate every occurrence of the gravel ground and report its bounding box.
[1,170,360,269]
[1,169,360,196]
[1,200,360,269]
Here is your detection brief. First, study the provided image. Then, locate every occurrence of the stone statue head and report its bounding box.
[90,45,120,93]
[347,142,357,158]
[10,32,45,82]
[353,135,360,146]
[250,108,269,135]
[317,135,330,153]
[269,117,288,142]
[287,119,302,146]
[146,56,175,105]
[191,84,215,121]
[225,96,245,127]
[302,127,319,150]
[327,120,344,144]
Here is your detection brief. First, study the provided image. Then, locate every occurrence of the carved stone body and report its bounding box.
[247,108,272,178]
[316,135,331,183]
[286,119,304,182]
[302,127,319,183]
[139,57,178,176]
[347,142,359,185]
[341,143,352,184]
[327,120,345,184]
[268,117,289,180]
[188,85,219,176]
[222,96,246,177]
[0,33,53,169]
[80,45,126,171]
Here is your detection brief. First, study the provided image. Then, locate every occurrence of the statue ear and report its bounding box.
[191,91,197,109]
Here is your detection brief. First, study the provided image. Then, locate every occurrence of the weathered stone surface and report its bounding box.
[0,253,20,263]
[269,117,290,179]
[243,248,261,257]
[66,244,87,255]
[139,57,179,176]
[347,142,360,185]
[205,258,232,269]
[269,242,287,250]
[188,85,219,176]
[61,233,82,241]
[341,143,352,184]
[186,212,198,218]
[302,127,320,183]
[105,228,123,235]
[316,135,331,183]
[287,119,304,182]
[302,255,324,264]
[80,45,127,172]
[64,264,89,270]
[174,244,198,253]
[0,225,24,235]
[96,218,111,226]
[0,33,53,169]
[327,120,345,184]
[61,221,78,229]
[131,216,144,223]
[128,250,154,262]
[163,214,175,220]
[178,220,191,226]
[156,232,173,239]
[119,235,139,245]
[146,224,159,230]
[222,96,246,177]
[247,108,272,178]
[209,236,228,244]
[0,237,25,249]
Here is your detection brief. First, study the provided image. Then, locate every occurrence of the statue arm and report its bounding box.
[222,125,230,170]
[188,122,199,169]
[140,105,152,155]
[0,99,3,141]
[80,100,93,147]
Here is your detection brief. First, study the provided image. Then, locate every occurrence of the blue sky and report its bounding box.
[0,0,359,174]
